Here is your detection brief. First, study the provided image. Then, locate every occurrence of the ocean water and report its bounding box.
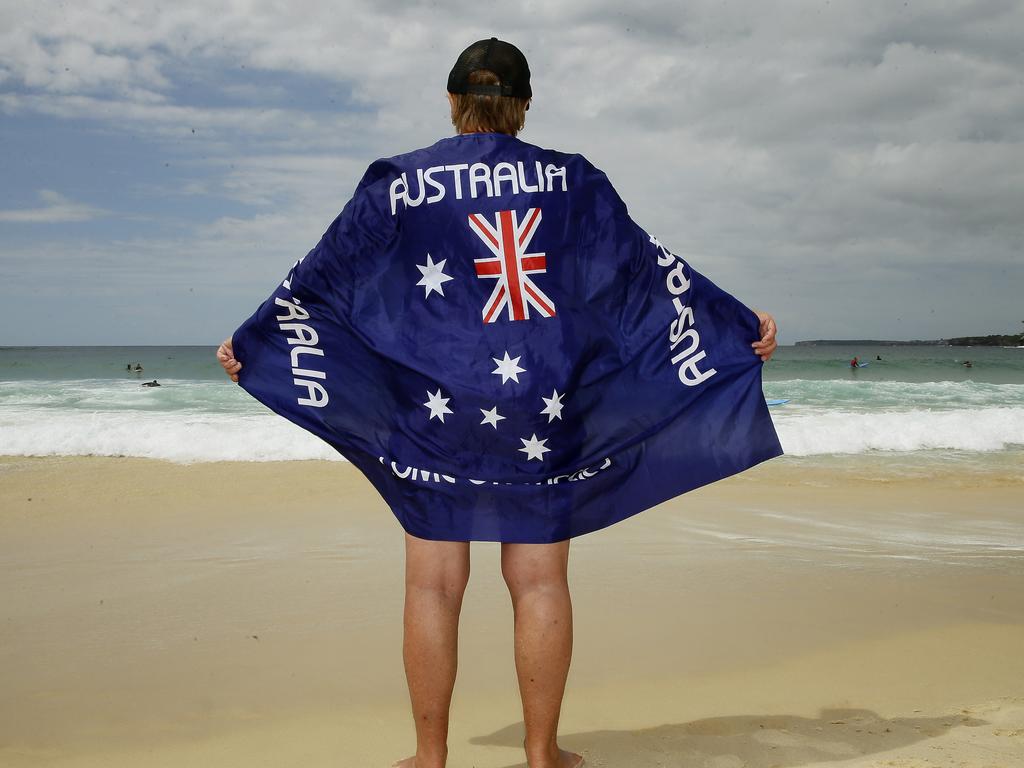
[1,344,1022,467]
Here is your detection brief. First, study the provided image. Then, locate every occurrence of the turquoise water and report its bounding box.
[4,343,1020,384]
[764,344,1024,385]
[1,344,1022,464]
[0,346,227,382]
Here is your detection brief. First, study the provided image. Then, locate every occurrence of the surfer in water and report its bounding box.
[850,356,860,368]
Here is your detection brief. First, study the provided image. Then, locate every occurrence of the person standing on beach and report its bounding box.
[217,38,780,768]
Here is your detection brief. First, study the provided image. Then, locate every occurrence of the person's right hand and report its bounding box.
[751,311,778,362]
[216,337,242,383]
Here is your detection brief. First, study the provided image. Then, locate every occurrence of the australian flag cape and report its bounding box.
[231,132,783,543]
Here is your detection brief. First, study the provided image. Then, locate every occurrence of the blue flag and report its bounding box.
[231,133,783,543]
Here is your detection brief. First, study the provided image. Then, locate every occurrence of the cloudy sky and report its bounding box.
[1,0,1021,345]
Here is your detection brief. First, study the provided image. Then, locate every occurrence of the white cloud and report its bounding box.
[0,90,338,144]
[0,0,1022,342]
[0,190,107,223]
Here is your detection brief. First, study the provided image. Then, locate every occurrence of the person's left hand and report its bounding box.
[752,311,778,362]
[216,337,242,382]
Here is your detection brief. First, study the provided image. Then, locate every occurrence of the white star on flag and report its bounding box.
[540,388,565,422]
[519,433,550,461]
[423,388,453,422]
[491,351,526,384]
[416,253,454,298]
[479,406,505,429]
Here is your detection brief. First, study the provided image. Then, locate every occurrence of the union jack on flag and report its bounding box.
[470,208,556,323]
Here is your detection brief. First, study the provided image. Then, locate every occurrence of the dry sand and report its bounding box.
[1,455,1022,767]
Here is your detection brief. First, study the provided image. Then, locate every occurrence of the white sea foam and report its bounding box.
[763,378,1024,408]
[1,378,1023,463]
[0,409,340,463]
[772,406,1024,456]
[1,404,1022,463]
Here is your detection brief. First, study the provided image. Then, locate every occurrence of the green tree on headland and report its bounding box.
[797,325,1024,347]
[946,322,1024,346]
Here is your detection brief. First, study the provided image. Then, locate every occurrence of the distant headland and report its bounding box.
[795,334,1024,347]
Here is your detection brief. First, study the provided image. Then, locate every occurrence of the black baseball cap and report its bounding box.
[447,38,532,99]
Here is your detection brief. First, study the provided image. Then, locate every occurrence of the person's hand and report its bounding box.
[216,337,242,382]
[752,311,778,362]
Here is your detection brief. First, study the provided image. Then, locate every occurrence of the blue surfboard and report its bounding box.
[766,398,790,406]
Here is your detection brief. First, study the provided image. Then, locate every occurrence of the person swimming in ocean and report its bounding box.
[850,356,860,368]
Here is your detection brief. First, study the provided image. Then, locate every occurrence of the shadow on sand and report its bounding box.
[471,707,987,767]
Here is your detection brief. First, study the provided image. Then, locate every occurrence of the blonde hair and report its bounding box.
[449,70,529,136]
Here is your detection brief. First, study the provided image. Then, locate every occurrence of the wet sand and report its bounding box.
[1,455,1022,767]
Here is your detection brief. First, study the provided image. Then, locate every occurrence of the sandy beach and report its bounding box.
[1,455,1022,767]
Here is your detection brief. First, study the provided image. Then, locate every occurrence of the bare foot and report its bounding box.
[391,756,449,768]
[527,748,584,768]
[391,750,448,768]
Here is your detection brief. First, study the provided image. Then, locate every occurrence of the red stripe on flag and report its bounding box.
[524,282,556,317]
[469,214,499,250]
[474,259,502,276]
[499,210,525,320]
[519,208,541,246]
[483,284,506,323]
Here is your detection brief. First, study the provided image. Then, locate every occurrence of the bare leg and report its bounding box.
[392,532,470,768]
[501,540,583,768]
